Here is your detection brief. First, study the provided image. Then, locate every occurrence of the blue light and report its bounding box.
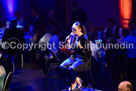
[2,0,17,20]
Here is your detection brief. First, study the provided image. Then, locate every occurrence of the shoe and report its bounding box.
[68,83,77,91]
[77,77,83,88]
[78,83,82,88]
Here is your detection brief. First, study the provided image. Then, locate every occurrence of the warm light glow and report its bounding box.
[119,0,132,28]
[121,19,130,28]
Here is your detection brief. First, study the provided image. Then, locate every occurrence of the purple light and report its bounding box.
[7,0,14,13]
[2,0,16,19]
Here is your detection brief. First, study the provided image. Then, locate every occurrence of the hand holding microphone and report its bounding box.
[64,32,74,44]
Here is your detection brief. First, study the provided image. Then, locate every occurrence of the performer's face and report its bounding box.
[72,24,81,35]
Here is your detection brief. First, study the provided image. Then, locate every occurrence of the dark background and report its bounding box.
[0,0,135,27]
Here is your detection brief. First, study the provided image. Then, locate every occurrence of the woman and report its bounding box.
[59,21,89,90]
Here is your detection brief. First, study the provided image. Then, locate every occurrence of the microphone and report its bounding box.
[69,32,74,37]
[63,32,74,44]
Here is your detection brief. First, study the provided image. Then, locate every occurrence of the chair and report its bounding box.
[44,48,60,75]
[108,52,128,89]
[5,37,24,68]
[76,54,95,91]
[2,63,15,91]
[44,48,60,91]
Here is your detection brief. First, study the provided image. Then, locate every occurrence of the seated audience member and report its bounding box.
[105,35,119,68]
[105,35,127,88]
[30,10,46,41]
[36,26,66,75]
[128,21,136,37]
[118,81,132,91]
[123,29,136,85]
[88,33,103,88]
[88,33,100,62]
[117,28,124,44]
[39,24,57,44]
[123,29,136,59]
[87,21,98,39]
[31,30,38,43]
[104,19,120,40]
[2,19,25,67]
[37,24,57,70]
[14,11,24,29]
[0,47,12,90]
[2,19,25,44]
[49,26,65,54]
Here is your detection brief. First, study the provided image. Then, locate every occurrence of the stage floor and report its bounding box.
[10,62,136,91]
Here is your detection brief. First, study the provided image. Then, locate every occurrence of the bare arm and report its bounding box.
[0,65,6,76]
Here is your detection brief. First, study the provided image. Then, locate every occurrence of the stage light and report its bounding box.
[2,0,17,19]
[119,0,132,28]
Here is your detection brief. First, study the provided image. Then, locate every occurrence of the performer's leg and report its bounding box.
[68,58,84,90]
[59,57,74,69]
[69,58,84,83]
[59,57,74,89]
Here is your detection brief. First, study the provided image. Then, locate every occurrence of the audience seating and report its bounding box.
[108,52,128,89]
